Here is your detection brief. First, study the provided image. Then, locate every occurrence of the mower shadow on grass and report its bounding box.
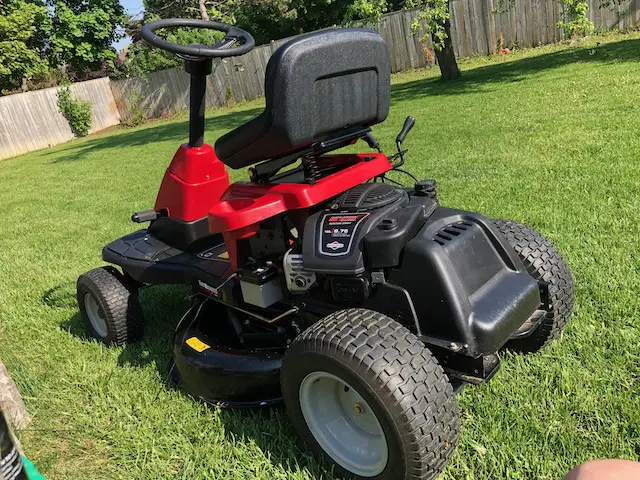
[116,284,191,372]
[391,37,640,102]
[217,407,334,478]
[42,283,80,311]
[54,283,189,369]
[44,107,264,164]
[54,284,326,476]
[45,283,95,343]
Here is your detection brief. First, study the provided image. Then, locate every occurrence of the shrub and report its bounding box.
[225,87,234,106]
[121,89,147,128]
[57,86,92,137]
[557,0,594,38]
[26,68,69,92]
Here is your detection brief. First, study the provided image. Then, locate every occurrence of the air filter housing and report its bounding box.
[331,183,405,211]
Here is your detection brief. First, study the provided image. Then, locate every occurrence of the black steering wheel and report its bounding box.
[141,19,255,58]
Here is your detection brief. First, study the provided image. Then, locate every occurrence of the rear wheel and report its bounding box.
[494,219,574,353]
[281,309,459,480]
[77,267,143,345]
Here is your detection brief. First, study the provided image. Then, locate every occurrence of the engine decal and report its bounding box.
[326,241,345,251]
[318,213,370,256]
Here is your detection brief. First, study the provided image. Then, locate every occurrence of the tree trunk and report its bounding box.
[435,17,460,81]
[199,0,210,21]
[0,360,30,430]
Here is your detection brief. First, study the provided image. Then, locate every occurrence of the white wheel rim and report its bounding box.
[299,371,388,477]
[84,293,108,338]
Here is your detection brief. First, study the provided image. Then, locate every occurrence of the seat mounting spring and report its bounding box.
[302,152,321,184]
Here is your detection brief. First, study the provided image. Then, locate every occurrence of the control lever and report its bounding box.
[394,116,415,168]
[396,116,415,146]
[131,210,159,223]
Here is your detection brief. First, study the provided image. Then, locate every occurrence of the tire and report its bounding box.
[493,219,575,353]
[281,309,459,480]
[77,266,143,345]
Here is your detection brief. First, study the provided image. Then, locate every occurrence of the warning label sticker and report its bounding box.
[186,336,210,353]
[197,245,229,261]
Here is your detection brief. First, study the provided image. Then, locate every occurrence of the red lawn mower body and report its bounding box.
[155,144,392,270]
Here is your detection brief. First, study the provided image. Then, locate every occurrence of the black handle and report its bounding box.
[131,210,159,223]
[141,19,255,58]
[396,116,416,145]
[364,132,381,152]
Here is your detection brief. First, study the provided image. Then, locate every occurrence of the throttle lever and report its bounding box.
[393,116,416,168]
[396,116,416,146]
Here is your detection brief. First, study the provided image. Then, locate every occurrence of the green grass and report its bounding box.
[2,32,640,479]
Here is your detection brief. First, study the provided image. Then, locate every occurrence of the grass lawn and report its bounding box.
[1,31,640,479]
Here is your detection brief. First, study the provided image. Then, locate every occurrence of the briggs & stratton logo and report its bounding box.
[326,241,345,251]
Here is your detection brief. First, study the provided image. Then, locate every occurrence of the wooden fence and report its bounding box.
[0,77,120,160]
[113,0,640,120]
[450,0,640,57]
[110,46,273,120]
[1,1,638,159]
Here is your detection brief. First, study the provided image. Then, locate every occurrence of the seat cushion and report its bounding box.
[214,28,391,169]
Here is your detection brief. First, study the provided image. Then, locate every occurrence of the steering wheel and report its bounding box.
[141,19,255,58]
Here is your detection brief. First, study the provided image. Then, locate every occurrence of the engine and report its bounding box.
[280,182,437,303]
[240,182,437,308]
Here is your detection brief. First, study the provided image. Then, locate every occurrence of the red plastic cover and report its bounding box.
[208,153,392,233]
[154,143,230,222]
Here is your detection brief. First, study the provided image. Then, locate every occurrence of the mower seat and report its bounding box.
[214,28,391,169]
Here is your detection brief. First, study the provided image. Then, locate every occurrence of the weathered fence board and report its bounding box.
[1,1,638,160]
[0,77,119,160]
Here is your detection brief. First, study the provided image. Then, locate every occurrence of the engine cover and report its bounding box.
[386,207,542,356]
[302,183,408,274]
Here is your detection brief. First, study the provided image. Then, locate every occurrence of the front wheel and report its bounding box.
[281,309,459,480]
[77,267,143,345]
[494,219,575,353]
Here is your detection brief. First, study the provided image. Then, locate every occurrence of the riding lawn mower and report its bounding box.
[76,19,575,480]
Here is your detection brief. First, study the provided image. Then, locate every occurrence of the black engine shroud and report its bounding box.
[302,183,541,358]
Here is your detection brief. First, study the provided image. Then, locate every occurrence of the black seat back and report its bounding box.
[214,28,391,169]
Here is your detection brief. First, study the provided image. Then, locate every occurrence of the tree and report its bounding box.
[407,0,459,80]
[143,0,236,23]
[233,0,298,44]
[132,0,457,76]
[0,0,51,93]
[349,0,460,80]
[236,0,359,44]
[48,0,125,79]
